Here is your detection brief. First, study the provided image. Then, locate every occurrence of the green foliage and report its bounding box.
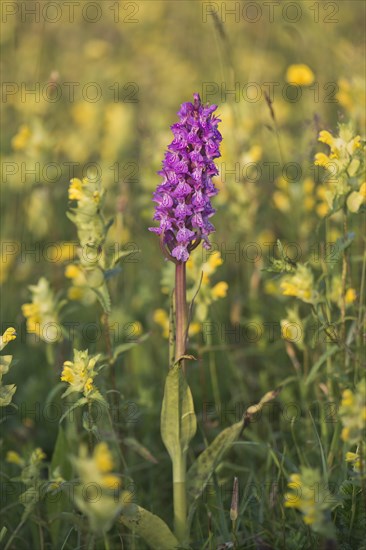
[1,2,365,548]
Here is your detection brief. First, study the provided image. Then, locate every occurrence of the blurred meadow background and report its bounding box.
[1,1,366,548]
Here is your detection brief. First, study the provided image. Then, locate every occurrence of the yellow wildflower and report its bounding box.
[316,202,329,218]
[11,125,32,151]
[70,441,126,533]
[336,78,353,110]
[280,264,316,304]
[94,442,114,473]
[314,152,331,168]
[339,381,366,444]
[22,278,62,343]
[67,286,85,301]
[207,252,223,270]
[273,191,290,212]
[68,178,85,201]
[65,264,83,279]
[153,308,169,339]
[60,349,100,398]
[56,242,76,263]
[341,389,354,408]
[188,322,201,336]
[0,327,16,349]
[345,288,357,304]
[286,64,314,86]
[284,468,334,534]
[303,178,315,194]
[6,450,24,466]
[264,280,278,295]
[345,448,365,474]
[31,448,47,463]
[304,196,315,211]
[212,281,228,299]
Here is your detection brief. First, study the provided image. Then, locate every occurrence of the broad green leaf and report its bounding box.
[187,419,244,507]
[187,388,280,510]
[161,365,197,463]
[120,505,179,550]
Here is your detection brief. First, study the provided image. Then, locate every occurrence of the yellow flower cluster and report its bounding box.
[71,443,130,533]
[69,177,101,204]
[0,327,16,351]
[0,328,17,407]
[187,251,228,322]
[6,450,25,467]
[285,468,334,534]
[67,176,111,313]
[60,349,100,398]
[301,178,331,218]
[65,263,96,304]
[93,443,121,489]
[22,278,62,343]
[336,77,366,127]
[280,264,317,304]
[314,124,365,213]
[67,177,104,257]
[280,307,304,348]
[339,381,366,444]
[345,447,365,475]
[20,447,47,487]
[329,276,357,308]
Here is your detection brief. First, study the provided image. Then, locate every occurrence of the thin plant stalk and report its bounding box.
[173,260,188,541]
[175,262,187,368]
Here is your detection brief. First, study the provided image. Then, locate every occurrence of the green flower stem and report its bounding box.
[207,328,221,414]
[173,261,187,542]
[173,454,187,543]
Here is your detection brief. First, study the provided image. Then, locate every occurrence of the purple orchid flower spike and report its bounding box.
[149,93,222,263]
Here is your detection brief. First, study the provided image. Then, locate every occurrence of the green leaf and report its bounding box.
[0,384,16,407]
[347,191,364,213]
[305,346,338,385]
[187,419,244,507]
[59,397,88,423]
[123,437,158,464]
[329,233,355,266]
[120,505,179,550]
[113,247,140,266]
[160,365,197,463]
[0,355,13,376]
[187,388,280,512]
[46,427,73,546]
[92,282,111,314]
